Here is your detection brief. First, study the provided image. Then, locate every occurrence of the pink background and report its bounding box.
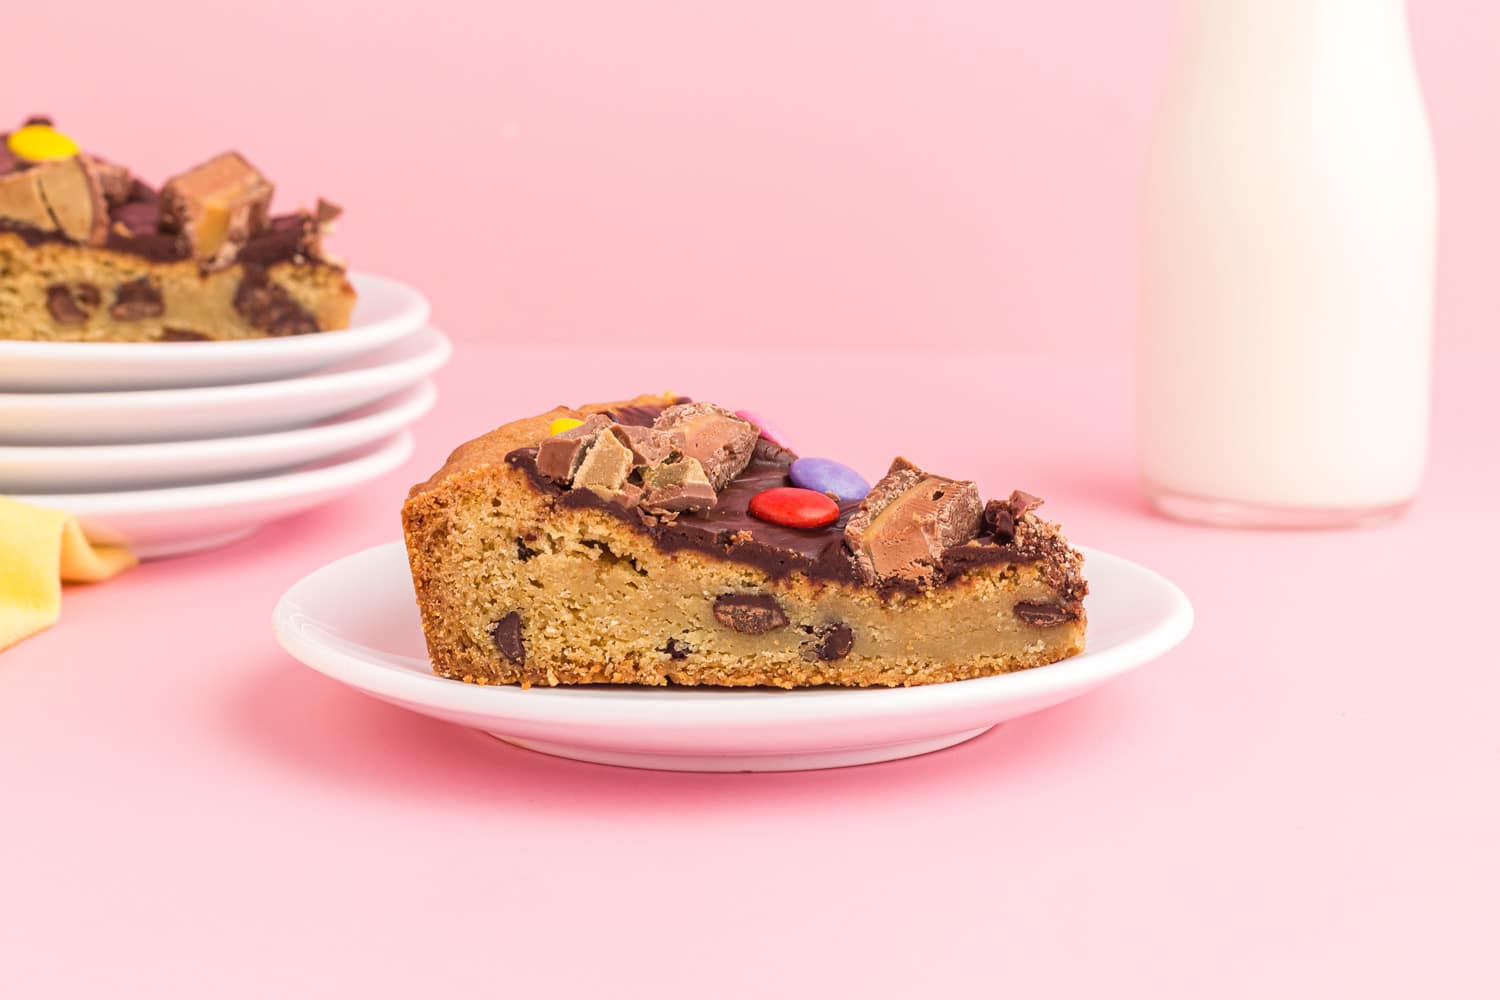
[5,3,1500,997]
[5,1,1498,354]
[5,343,1499,996]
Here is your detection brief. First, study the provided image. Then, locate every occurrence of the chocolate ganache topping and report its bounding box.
[505,401,1086,607]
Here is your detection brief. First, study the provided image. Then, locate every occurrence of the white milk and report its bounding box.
[1138,0,1437,526]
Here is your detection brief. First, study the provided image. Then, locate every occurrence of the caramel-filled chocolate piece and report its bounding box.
[843,457,982,587]
[640,456,717,513]
[653,402,757,490]
[608,423,676,468]
[571,427,635,498]
[160,151,273,267]
[535,414,612,484]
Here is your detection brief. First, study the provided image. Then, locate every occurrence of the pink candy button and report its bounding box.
[734,408,791,450]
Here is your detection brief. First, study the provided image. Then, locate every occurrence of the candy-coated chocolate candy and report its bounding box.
[748,487,840,529]
[789,457,870,502]
[7,124,79,162]
[548,417,584,436]
[734,408,790,450]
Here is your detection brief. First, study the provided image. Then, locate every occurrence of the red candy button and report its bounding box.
[748,487,840,529]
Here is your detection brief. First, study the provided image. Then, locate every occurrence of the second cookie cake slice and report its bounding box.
[401,393,1087,688]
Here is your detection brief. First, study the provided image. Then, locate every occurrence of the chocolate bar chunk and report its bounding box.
[535,414,613,485]
[41,159,109,245]
[608,423,676,468]
[652,402,757,490]
[843,457,982,587]
[0,170,54,230]
[640,456,717,513]
[160,152,273,267]
[0,159,109,245]
[571,427,636,499]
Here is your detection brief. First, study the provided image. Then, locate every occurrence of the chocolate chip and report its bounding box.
[24,114,53,126]
[233,269,318,336]
[812,623,854,661]
[74,284,101,308]
[109,277,164,319]
[516,537,539,561]
[712,593,788,634]
[488,611,525,664]
[571,428,635,498]
[159,327,210,341]
[45,284,91,325]
[659,637,694,660]
[1014,601,1073,627]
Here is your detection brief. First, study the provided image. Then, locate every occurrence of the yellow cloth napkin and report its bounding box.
[1,497,136,651]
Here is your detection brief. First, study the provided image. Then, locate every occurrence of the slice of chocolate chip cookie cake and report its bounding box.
[402,393,1087,689]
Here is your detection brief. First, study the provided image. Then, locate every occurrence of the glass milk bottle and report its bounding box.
[1138,0,1437,527]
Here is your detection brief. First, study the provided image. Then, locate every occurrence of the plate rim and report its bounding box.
[272,541,1194,728]
[11,431,415,514]
[0,326,452,412]
[0,380,435,467]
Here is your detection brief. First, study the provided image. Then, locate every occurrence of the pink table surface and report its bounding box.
[3,343,1497,998]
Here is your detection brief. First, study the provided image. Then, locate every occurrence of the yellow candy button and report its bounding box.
[7,124,80,162]
[548,417,584,436]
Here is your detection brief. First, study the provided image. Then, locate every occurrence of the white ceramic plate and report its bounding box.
[0,273,430,392]
[0,326,450,445]
[0,381,434,492]
[273,543,1194,772]
[12,432,413,559]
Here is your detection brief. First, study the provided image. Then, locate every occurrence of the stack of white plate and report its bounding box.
[0,273,448,559]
